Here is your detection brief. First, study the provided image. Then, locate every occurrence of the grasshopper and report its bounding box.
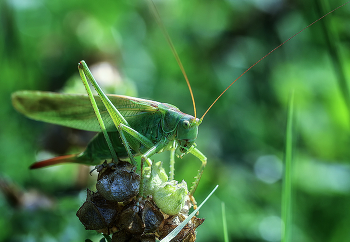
[12,62,206,195]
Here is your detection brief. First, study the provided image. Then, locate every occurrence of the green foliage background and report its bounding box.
[1,0,350,241]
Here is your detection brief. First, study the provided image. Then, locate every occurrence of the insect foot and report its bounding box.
[77,161,205,241]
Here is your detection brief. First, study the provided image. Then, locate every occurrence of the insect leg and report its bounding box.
[119,124,154,150]
[119,129,170,169]
[139,155,145,198]
[169,140,176,181]
[78,63,118,163]
[118,124,173,169]
[117,128,138,166]
[118,123,155,166]
[118,125,171,198]
[78,61,129,127]
[79,61,136,165]
[188,147,207,196]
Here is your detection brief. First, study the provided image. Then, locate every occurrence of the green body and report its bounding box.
[13,91,197,164]
[12,61,207,195]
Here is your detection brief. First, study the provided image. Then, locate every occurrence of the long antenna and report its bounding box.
[149,0,197,119]
[200,1,349,122]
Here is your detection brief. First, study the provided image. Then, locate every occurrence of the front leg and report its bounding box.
[169,140,177,181]
[140,137,171,165]
[188,146,207,196]
[117,124,171,198]
[118,123,172,167]
[118,123,155,166]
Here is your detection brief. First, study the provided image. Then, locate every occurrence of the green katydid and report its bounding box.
[12,61,206,195]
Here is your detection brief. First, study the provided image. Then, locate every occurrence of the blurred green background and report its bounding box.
[1,0,350,241]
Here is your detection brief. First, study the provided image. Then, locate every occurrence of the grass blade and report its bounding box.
[160,185,219,242]
[221,202,229,242]
[314,0,350,117]
[281,91,294,242]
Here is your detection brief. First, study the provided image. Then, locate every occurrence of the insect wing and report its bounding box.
[12,91,160,132]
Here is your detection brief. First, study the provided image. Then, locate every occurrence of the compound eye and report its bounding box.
[183,120,190,129]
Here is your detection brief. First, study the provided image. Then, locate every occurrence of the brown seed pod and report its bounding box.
[112,232,156,242]
[77,162,204,241]
[76,189,120,230]
[140,233,156,242]
[111,230,130,242]
[96,161,140,202]
[109,198,163,241]
[142,200,164,233]
[158,214,205,242]
[117,202,144,235]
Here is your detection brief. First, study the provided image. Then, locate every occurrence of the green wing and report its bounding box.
[12,91,160,132]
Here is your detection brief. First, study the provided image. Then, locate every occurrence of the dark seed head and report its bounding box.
[76,189,120,230]
[118,203,144,234]
[78,161,204,241]
[96,161,140,202]
[142,200,164,233]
